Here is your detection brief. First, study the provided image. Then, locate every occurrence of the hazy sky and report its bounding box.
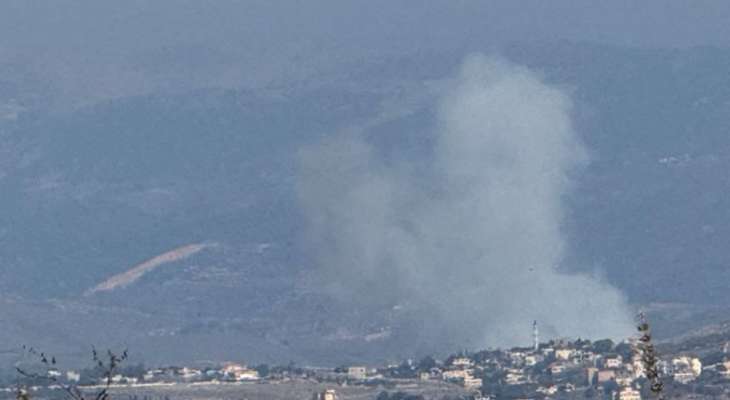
[4,1,728,111]
[2,1,730,53]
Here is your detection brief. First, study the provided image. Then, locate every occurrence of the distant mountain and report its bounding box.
[2,43,730,365]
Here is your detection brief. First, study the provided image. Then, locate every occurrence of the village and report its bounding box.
[6,328,730,400]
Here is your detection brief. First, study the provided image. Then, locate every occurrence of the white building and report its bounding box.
[313,389,337,400]
[464,377,483,389]
[603,355,623,369]
[47,369,62,378]
[617,386,642,400]
[222,363,259,381]
[631,354,645,378]
[672,356,702,377]
[347,366,367,380]
[509,352,525,366]
[537,385,558,395]
[524,354,542,366]
[452,357,473,368]
[442,369,470,381]
[66,371,81,382]
[673,371,696,384]
[555,348,574,361]
[179,367,202,379]
[549,362,566,375]
[504,371,525,385]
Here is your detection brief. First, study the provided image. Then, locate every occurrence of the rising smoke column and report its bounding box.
[298,55,633,349]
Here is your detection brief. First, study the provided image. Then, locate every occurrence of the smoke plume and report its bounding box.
[297,55,633,350]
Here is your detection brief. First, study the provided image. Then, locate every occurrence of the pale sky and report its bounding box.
[2,1,730,54]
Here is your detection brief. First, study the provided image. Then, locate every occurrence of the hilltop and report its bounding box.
[3,43,730,364]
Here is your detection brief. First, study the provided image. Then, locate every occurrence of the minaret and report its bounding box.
[532,320,539,351]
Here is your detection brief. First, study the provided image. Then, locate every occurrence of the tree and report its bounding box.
[637,312,664,399]
[16,346,128,400]
[254,364,270,378]
[375,391,425,400]
[376,391,390,400]
[416,356,436,371]
[600,379,619,394]
[118,364,145,380]
[591,339,614,353]
[614,342,633,360]
[15,387,30,400]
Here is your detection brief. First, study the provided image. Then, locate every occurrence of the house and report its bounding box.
[631,354,645,378]
[670,356,701,383]
[615,371,634,387]
[559,383,575,392]
[222,363,259,381]
[443,369,470,381]
[509,351,525,366]
[104,374,137,385]
[673,371,696,384]
[718,361,730,378]
[314,389,337,400]
[555,348,574,361]
[617,386,642,400]
[537,385,558,395]
[549,362,566,375]
[580,351,597,363]
[672,356,702,377]
[66,371,81,383]
[596,369,616,383]
[603,355,623,369]
[585,367,598,385]
[464,377,483,389]
[452,357,473,368]
[179,367,202,379]
[657,360,671,375]
[504,370,525,385]
[144,369,164,381]
[524,354,542,366]
[347,366,367,380]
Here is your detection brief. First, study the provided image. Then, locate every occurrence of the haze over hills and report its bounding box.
[2,41,730,366]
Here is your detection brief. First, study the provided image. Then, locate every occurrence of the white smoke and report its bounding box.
[298,55,633,349]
